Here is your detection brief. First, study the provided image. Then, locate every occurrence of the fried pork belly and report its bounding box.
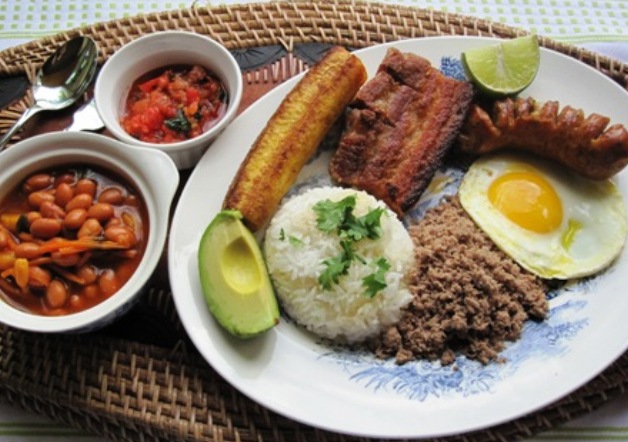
[329,47,474,215]
[458,97,628,180]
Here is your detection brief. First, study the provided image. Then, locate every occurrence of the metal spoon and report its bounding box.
[0,36,98,151]
[64,97,104,132]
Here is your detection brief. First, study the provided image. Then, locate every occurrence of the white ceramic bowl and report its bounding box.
[0,132,179,333]
[94,31,243,170]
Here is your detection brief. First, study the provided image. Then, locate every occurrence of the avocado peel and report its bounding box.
[198,209,279,338]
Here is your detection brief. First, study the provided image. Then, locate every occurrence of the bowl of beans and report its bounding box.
[0,131,179,333]
[94,31,243,170]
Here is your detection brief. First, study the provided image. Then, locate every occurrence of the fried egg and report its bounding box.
[458,152,627,279]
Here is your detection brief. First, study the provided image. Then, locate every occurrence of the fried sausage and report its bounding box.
[458,97,628,180]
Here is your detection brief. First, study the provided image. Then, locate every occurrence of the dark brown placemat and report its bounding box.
[0,1,626,441]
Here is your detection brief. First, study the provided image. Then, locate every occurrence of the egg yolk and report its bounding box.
[488,171,563,233]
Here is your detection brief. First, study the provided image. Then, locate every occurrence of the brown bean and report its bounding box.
[87,203,114,223]
[23,173,52,193]
[104,225,136,248]
[98,269,120,297]
[40,200,66,220]
[105,217,122,228]
[14,242,42,259]
[63,208,88,230]
[30,218,62,239]
[27,190,55,209]
[54,173,75,186]
[82,284,99,299]
[51,252,81,267]
[124,194,140,207]
[54,182,74,207]
[77,265,98,285]
[46,279,69,309]
[25,211,42,226]
[68,294,84,310]
[29,218,62,239]
[77,218,102,239]
[75,178,96,197]
[98,187,124,205]
[28,266,51,290]
[65,193,93,212]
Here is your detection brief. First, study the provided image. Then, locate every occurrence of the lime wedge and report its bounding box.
[462,35,540,96]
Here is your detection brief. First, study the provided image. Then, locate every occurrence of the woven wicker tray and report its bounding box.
[0,1,627,441]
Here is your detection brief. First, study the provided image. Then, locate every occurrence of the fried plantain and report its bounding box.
[223,46,367,231]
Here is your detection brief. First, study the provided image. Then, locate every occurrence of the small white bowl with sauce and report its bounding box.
[0,131,178,333]
[95,31,243,170]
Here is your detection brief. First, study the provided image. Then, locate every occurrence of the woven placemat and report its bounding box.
[0,1,626,441]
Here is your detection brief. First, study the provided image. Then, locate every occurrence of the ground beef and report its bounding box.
[371,196,549,365]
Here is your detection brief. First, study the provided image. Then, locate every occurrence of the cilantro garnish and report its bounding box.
[289,235,304,247]
[319,253,352,290]
[313,195,389,297]
[343,207,385,241]
[279,228,304,247]
[313,196,356,233]
[164,109,191,133]
[362,257,391,298]
[313,195,385,241]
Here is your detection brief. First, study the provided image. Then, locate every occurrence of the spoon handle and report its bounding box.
[0,106,42,152]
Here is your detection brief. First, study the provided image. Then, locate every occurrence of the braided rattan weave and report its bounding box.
[0,1,626,441]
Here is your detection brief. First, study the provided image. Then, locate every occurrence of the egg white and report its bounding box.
[458,152,628,280]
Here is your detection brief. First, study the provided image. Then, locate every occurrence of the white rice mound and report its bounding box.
[263,186,414,343]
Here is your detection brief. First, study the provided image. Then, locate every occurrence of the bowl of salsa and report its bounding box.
[95,31,243,170]
[0,132,179,333]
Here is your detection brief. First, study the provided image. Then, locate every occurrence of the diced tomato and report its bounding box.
[169,76,187,91]
[130,98,150,114]
[150,92,175,118]
[139,73,170,93]
[186,88,200,105]
[120,65,228,143]
[138,77,160,94]
[142,107,164,131]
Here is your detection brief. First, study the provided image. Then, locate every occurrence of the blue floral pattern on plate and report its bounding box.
[282,55,608,401]
[289,150,598,401]
[317,296,589,401]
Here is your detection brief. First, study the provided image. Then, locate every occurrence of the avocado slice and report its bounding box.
[198,209,279,338]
